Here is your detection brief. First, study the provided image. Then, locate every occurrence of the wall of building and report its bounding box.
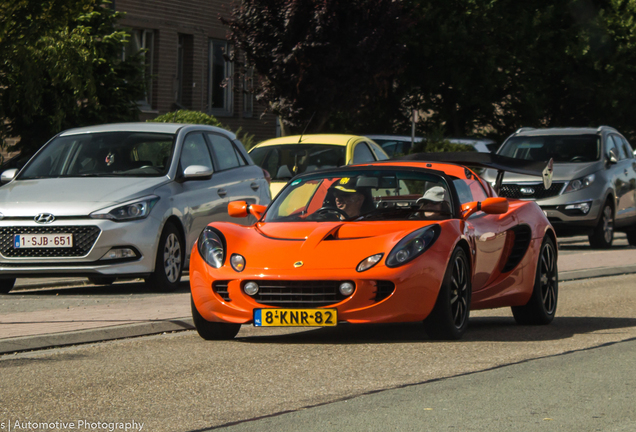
[115,0,278,144]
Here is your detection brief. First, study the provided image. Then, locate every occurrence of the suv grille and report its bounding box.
[0,226,100,258]
[499,183,564,200]
[248,280,351,308]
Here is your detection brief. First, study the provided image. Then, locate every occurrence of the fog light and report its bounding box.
[100,248,137,260]
[230,254,246,272]
[339,282,355,296]
[564,201,592,215]
[244,281,259,296]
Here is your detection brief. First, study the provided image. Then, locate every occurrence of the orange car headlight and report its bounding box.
[386,225,440,268]
[197,227,225,268]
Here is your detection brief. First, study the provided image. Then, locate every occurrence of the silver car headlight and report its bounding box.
[386,225,440,268]
[90,195,159,221]
[563,174,595,194]
[198,227,225,268]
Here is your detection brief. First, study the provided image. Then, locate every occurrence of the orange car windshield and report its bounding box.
[264,169,453,222]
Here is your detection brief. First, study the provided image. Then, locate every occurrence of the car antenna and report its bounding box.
[297,111,316,144]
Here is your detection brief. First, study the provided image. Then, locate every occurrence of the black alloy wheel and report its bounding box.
[191,296,241,340]
[424,247,471,340]
[512,236,558,325]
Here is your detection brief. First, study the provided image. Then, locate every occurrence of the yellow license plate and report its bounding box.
[254,308,337,327]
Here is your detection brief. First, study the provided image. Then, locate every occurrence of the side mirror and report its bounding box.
[608,148,619,164]
[461,197,509,219]
[1,168,18,184]
[228,201,267,220]
[183,165,213,179]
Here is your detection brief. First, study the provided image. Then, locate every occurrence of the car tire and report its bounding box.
[146,223,183,292]
[423,247,471,340]
[0,278,16,294]
[626,227,636,246]
[88,276,116,286]
[191,296,241,340]
[588,201,614,249]
[512,236,558,325]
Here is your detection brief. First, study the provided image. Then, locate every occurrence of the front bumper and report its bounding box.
[189,247,448,325]
[0,216,162,278]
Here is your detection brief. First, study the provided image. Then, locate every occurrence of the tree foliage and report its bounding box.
[403,0,636,142]
[223,0,408,135]
[0,0,144,154]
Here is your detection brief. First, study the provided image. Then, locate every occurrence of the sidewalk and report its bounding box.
[1,241,636,354]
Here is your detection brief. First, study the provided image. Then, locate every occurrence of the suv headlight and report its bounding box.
[90,196,159,221]
[386,225,441,268]
[198,227,225,268]
[564,174,595,194]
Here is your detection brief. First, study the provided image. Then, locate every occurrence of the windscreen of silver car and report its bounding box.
[198,227,225,268]
[90,196,159,221]
[386,225,441,268]
[563,174,595,193]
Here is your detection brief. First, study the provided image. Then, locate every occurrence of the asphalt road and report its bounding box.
[1,270,635,432]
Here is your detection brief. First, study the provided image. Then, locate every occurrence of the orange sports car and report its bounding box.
[189,153,558,340]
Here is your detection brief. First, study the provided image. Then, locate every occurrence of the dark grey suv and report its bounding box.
[482,126,636,248]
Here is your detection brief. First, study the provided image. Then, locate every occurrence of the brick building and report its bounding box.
[115,0,279,143]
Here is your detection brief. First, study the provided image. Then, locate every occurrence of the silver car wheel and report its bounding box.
[163,233,182,283]
[602,205,614,244]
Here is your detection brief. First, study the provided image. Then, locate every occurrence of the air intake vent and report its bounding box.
[375,281,395,302]
[502,225,532,273]
[0,226,100,258]
[213,280,231,301]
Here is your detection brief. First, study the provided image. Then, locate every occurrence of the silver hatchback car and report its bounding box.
[482,126,636,248]
[0,123,271,293]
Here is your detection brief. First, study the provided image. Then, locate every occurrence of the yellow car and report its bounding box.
[249,134,390,197]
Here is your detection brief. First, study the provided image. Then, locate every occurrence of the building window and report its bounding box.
[208,39,233,116]
[124,29,155,111]
[243,62,254,118]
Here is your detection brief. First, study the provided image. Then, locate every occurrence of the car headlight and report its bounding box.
[386,225,440,268]
[357,253,384,272]
[198,227,225,268]
[90,196,159,221]
[563,174,595,194]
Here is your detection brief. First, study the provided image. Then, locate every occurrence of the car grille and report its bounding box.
[0,226,100,258]
[247,280,352,308]
[499,183,564,200]
[375,281,395,302]
[213,280,231,302]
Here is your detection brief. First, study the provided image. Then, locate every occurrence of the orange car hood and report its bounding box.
[218,220,442,271]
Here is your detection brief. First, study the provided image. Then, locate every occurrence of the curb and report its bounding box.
[560,265,636,282]
[0,318,194,355]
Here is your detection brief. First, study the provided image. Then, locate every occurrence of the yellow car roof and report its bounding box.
[251,134,363,148]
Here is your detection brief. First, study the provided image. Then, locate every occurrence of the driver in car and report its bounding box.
[332,178,366,219]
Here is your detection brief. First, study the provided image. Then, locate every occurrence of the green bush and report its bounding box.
[148,110,256,150]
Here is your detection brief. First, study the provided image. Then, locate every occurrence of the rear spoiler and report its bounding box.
[398,152,554,195]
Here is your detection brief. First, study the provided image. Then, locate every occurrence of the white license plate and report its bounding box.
[14,234,74,248]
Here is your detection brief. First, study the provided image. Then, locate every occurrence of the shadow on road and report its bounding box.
[7,280,191,296]
[235,316,636,344]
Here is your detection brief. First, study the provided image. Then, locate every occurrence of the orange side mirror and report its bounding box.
[461,197,509,218]
[228,201,248,218]
[228,201,267,220]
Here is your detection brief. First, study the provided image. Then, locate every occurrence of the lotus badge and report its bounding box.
[294,261,303,268]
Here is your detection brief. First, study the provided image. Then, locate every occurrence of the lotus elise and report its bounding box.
[190,153,558,340]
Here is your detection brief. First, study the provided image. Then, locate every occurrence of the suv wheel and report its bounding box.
[589,202,614,249]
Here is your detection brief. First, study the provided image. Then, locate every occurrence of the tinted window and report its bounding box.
[353,142,375,164]
[499,134,600,162]
[207,133,240,171]
[453,179,488,204]
[369,141,389,160]
[609,135,626,160]
[181,133,213,170]
[620,136,633,159]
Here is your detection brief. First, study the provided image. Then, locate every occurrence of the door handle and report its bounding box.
[250,182,260,191]
[217,188,227,197]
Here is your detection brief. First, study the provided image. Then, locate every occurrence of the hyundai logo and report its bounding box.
[520,187,535,195]
[34,213,55,224]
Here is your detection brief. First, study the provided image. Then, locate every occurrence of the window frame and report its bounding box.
[208,39,234,117]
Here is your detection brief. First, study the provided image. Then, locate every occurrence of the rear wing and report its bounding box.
[398,152,553,195]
